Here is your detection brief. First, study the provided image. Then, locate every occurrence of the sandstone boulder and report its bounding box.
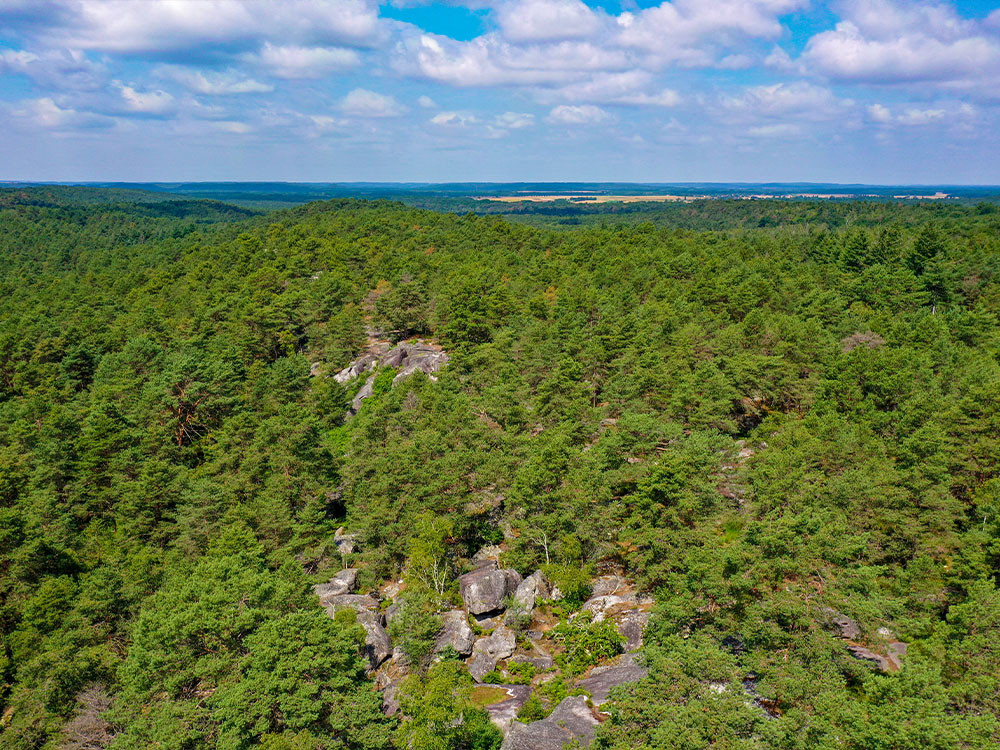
[469,626,517,681]
[481,684,532,733]
[434,610,476,657]
[820,608,861,640]
[501,696,599,750]
[460,564,522,616]
[313,568,357,598]
[316,593,391,668]
[577,653,648,705]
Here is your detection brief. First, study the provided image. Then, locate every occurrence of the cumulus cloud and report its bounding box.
[495,0,603,43]
[417,95,437,108]
[430,110,478,126]
[867,101,975,127]
[156,66,273,95]
[10,96,112,129]
[0,47,106,90]
[534,70,680,107]
[395,31,628,88]
[116,83,175,115]
[747,123,802,138]
[251,42,361,78]
[339,88,406,117]
[616,0,806,66]
[494,111,535,129]
[546,104,612,125]
[802,0,1000,85]
[6,0,384,54]
[721,81,849,121]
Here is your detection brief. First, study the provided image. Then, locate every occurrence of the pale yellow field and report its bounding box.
[476,194,707,203]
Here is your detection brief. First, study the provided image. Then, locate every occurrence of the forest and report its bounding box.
[0,187,999,750]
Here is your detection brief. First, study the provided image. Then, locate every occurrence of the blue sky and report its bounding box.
[0,0,998,183]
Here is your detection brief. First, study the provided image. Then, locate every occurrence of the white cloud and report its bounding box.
[867,103,892,123]
[721,81,849,121]
[251,42,360,78]
[16,0,384,54]
[417,95,437,108]
[0,47,105,91]
[156,66,272,95]
[866,101,974,127]
[546,103,612,124]
[746,123,802,138]
[804,20,1000,83]
[616,0,806,66]
[495,0,603,43]
[494,111,535,129]
[535,70,680,107]
[117,83,174,114]
[801,1,1000,86]
[430,111,478,126]
[395,31,628,88]
[10,96,112,129]
[210,120,253,134]
[339,88,406,117]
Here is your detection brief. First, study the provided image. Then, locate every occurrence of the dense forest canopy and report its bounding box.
[0,188,999,749]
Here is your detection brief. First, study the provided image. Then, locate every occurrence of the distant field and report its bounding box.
[477,191,955,203]
[478,194,702,203]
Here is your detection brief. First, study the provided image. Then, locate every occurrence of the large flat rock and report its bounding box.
[577,653,648,705]
[501,696,599,750]
[481,684,532,734]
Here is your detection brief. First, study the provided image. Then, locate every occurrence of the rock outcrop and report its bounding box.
[578,653,648,705]
[580,586,653,651]
[502,696,599,750]
[459,562,522,617]
[433,610,477,657]
[469,626,517,681]
[481,684,532,732]
[334,340,450,415]
[314,568,358,598]
[315,592,391,668]
[820,607,908,672]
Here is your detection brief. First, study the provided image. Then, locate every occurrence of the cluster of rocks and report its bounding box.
[322,339,449,415]
[313,554,653,747]
[821,608,908,672]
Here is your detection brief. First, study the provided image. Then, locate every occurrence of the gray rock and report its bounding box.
[481,684,532,734]
[577,653,648,705]
[469,626,517,681]
[384,603,400,628]
[350,373,376,414]
[590,575,627,598]
[316,593,391,668]
[313,568,358,598]
[617,609,650,652]
[333,528,356,555]
[580,593,637,622]
[334,353,378,383]
[460,565,522,616]
[434,610,476,657]
[509,653,554,671]
[505,571,546,626]
[847,640,908,673]
[501,696,599,750]
[374,651,410,716]
[847,645,891,671]
[820,608,861,640]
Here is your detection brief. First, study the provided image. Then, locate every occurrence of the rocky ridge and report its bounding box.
[312,547,654,747]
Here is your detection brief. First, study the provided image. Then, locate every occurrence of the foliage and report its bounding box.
[1,189,999,748]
